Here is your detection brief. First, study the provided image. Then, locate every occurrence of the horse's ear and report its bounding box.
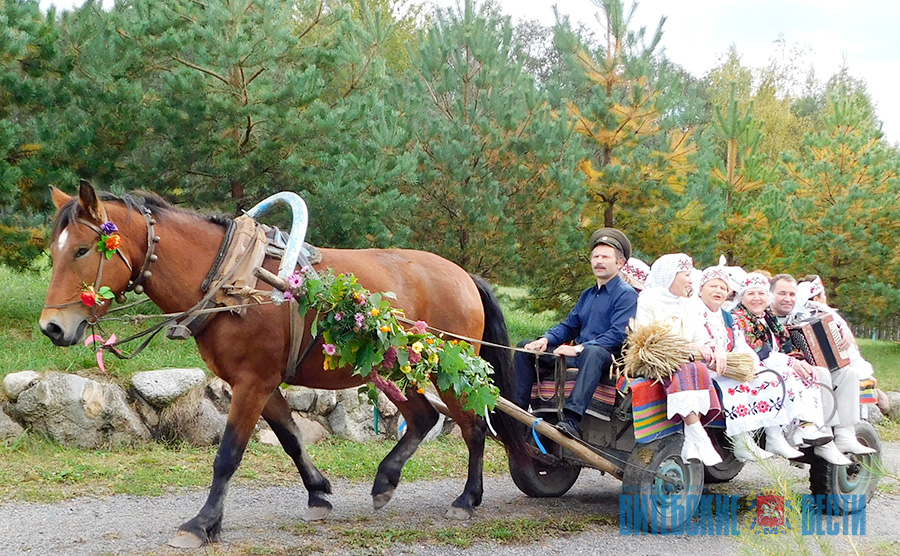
[50,186,71,210]
[77,180,105,222]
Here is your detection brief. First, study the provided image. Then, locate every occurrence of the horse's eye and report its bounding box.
[74,247,90,259]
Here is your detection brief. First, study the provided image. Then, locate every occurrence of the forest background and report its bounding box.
[2,0,898,328]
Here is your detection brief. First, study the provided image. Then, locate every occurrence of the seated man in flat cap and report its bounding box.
[513,228,639,437]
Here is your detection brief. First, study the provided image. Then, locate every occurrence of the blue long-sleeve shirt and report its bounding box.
[544,276,638,352]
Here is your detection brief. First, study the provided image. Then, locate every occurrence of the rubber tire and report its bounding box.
[704,427,745,484]
[621,434,705,533]
[809,421,882,515]
[508,455,582,498]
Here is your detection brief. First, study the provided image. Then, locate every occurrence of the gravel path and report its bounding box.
[4,443,899,556]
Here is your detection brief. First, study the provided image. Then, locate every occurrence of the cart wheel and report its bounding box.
[621,433,704,533]
[809,421,881,515]
[704,428,745,483]
[509,455,582,498]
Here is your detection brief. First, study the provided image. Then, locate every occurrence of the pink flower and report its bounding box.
[323,343,337,356]
[288,272,303,289]
[382,346,399,368]
[300,265,310,274]
[408,348,422,365]
[411,320,428,335]
[355,313,365,327]
[283,290,295,302]
[372,372,407,403]
[756,401,770,413]
[356,293,367,305]
[334,312,343,321]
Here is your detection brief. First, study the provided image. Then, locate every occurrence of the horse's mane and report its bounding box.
[52,190,232,240]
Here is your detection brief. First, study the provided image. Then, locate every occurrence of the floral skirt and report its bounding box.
[714,362,823,436]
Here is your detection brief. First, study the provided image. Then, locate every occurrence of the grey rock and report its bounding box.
[7,372,150,448]
[864,403,884,425]
[158,387,227,446]
[284,387,316,413]
[377,391,398,418]
[0,405,24,440]
[130,368,206,409]
[2,371,42,402]
[884,391,900,422]
[314,390,337,415]
[876,388,890,413]
[205,378,233,414]
[258,413,330,446]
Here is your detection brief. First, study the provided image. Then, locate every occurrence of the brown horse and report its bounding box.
[39,183,524,547]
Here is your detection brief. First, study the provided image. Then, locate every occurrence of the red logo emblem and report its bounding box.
[756,494,786,528]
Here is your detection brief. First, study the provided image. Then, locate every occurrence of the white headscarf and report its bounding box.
[645,253,694,291]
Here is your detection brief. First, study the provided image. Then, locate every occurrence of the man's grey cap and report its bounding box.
[589,228,631,260]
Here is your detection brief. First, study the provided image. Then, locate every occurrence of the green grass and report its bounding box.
[0,264,206,384]
[0,434,509,503]
[858,339,900,392]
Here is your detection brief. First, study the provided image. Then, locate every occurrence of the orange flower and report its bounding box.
[451,339,459,345]
[104,234,121,251]
[416,387,425,394]
[425,338,434,344]
[380,325,390,333]
[370,308,381,316]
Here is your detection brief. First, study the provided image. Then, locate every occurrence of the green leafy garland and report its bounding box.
[285,267,499,416]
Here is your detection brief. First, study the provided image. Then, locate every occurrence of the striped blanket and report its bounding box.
[529,368,619,420]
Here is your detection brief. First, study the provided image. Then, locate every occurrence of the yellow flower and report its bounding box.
[323,356,332,370]
[428,353,439,365]
[401,365,412,374]
[411,341,424,354]
[380,325,390,333]
[370,308,381,316]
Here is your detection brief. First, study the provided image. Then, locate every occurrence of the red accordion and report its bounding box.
[787,314,851,372]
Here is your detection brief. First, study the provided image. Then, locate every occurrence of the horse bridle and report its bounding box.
[43,205,160,318]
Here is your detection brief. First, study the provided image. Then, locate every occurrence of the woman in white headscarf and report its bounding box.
[635,253,722,466]
[695,267,796,462]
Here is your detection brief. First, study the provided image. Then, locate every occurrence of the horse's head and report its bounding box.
[40,182,147,346]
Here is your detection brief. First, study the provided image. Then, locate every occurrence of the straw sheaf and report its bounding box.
[619,320,758,383]
[619,320,694,383]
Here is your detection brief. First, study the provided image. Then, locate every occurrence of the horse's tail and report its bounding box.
[469,274,530,466]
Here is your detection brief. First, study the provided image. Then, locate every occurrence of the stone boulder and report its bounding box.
[157,384,227,446]
[284,387,317,413]
[328,388,374,442]
[864,403,884,426]
[257,413,329,447]
[2,371,42,402]
[876,388,890,414]
[884,391,900,422]
[131,368,207,409]
[7,372,150,448]
[0,405,24,440]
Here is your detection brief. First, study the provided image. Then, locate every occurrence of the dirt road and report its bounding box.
[4,444,899,556]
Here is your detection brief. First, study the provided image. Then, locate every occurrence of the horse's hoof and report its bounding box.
[372,489,395,510]
[444,506,474,520]
[302,506,332,522]
[167,530,206,548]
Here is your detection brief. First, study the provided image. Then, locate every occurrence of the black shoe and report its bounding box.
[556,417,581,438]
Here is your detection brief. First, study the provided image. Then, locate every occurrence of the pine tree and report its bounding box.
[400,0,585,284]
[0,0,62,268]
[775,76,900,324]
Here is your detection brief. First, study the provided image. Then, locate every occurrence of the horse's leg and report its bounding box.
[260,389,333,521]
[168,382,273,548]
[442,401,488,520]
[371,391,439,510]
